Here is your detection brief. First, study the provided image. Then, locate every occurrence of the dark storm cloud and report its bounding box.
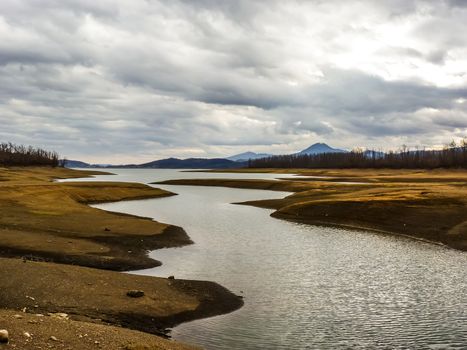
[308,69,467,114]
[0,0,466,162]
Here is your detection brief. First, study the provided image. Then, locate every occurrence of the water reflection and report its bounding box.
[74,169,466,350]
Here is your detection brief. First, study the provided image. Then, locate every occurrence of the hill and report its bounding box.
[227,152,272,162]
[298,143,347,155]
[64,160,92,168]
[139,157,245,169]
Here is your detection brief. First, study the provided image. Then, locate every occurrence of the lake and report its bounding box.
[67,169,467,349]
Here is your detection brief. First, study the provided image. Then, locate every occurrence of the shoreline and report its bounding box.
[157,169,467,252]
[0,167,243,349]
[270,214,449,249]
[0,257,243,337]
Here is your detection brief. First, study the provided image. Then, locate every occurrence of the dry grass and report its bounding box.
[0,167,191,270]
[159,169,467,251]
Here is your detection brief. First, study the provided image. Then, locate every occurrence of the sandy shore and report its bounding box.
[157,168,467,251]
[0,167,243,349]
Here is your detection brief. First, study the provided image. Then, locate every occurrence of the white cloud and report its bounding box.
[0,0,466,163]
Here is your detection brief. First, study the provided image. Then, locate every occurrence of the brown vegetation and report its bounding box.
[158,168,467,251]
[0,167,191,270]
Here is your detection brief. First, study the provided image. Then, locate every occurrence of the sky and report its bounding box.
[1,0,467,163]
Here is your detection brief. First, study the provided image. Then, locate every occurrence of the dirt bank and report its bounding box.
[0,167,243,349]
[0,309,198,350]
[0,167,193,270]
[157,169,467,251]
[0,257,243,338]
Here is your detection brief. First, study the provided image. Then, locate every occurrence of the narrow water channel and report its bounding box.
[69,169,467,349]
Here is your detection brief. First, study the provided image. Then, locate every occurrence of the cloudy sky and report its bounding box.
[1,0,467,163]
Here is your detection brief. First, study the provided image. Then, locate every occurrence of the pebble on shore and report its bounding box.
[0,329,9,344]
[126,290,145,298]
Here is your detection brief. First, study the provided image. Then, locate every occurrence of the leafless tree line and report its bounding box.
[249,140,467,169]
[0,142,62,167]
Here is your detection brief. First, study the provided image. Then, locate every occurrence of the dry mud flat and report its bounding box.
[0,167,243,349]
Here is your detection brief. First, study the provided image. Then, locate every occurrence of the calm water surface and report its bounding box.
[70,169,466,349]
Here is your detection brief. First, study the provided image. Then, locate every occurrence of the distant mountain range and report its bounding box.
[138,158,244,169]
[64,157,245,169]
[64,142,352,169]
[227,151,273,162]
[64,160,92,168]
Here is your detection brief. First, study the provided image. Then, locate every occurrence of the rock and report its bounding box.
[168,275,175,280]
[50,336,58,341]
[126,290,144,298]
[23,332,31,338]
[48,312,68,319]
[104,227,111,231]
[0,330,8,344]
[13,314,23,319]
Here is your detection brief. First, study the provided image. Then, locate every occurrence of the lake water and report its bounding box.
[68,169,466,349]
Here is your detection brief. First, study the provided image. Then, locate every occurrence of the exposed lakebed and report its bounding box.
[68,169,466,349]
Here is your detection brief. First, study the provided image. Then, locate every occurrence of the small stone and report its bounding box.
[48,312,68,319]
[23,332,31,338]
[0,330,9,344]
[104,227,111,231]
[13,314,23,319]
[126,290,144,298]
[50,336,58,341]
[168,275,175,280]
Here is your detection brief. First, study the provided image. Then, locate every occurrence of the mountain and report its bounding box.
[63,160,114,168]
[64,157,245,169]
[227,151,272,162]
[139,157,245,169]
[298,143,347,155]
[64,160,91,168]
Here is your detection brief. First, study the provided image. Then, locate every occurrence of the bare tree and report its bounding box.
[0,142,62,167]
